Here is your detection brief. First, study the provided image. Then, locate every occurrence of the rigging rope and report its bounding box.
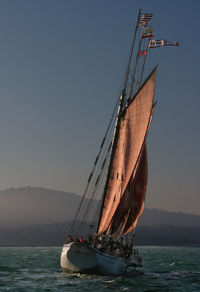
[75,115,115,231]
[69,96,119,234]
[73,111,115,226]
[77,140,112,232]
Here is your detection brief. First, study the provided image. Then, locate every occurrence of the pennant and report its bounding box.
[138,50,147,57]
[141,26,154,38]
[149,39,179,48]
[137,13,153,27]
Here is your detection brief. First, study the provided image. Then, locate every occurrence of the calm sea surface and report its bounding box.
[0,246,200,291]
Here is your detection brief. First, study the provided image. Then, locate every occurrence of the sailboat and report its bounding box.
[60,11,177,275]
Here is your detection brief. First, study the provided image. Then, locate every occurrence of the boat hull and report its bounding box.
[60,243,130,275]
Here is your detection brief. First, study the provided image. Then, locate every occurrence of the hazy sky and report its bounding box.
[0,0,199,215]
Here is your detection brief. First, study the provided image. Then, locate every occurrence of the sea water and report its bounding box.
[0,246,200,291]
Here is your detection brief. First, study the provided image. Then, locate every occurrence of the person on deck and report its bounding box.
[67,235,73,243]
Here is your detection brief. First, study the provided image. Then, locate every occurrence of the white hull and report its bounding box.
[60,243,141,275]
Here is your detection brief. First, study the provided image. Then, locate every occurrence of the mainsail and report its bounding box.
[98,67,157,235]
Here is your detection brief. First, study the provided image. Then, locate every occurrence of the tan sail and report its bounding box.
[120,103,156,235]
[111,104,155,236]
[98,68,157,235]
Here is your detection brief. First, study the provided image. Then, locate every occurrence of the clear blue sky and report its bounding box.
[0,0,199,215]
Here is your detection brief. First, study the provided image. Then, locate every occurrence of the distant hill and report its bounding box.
[0,187,199,228]
[0,187,80,228]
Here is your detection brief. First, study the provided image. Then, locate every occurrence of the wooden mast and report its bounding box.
[97,9,141,234]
